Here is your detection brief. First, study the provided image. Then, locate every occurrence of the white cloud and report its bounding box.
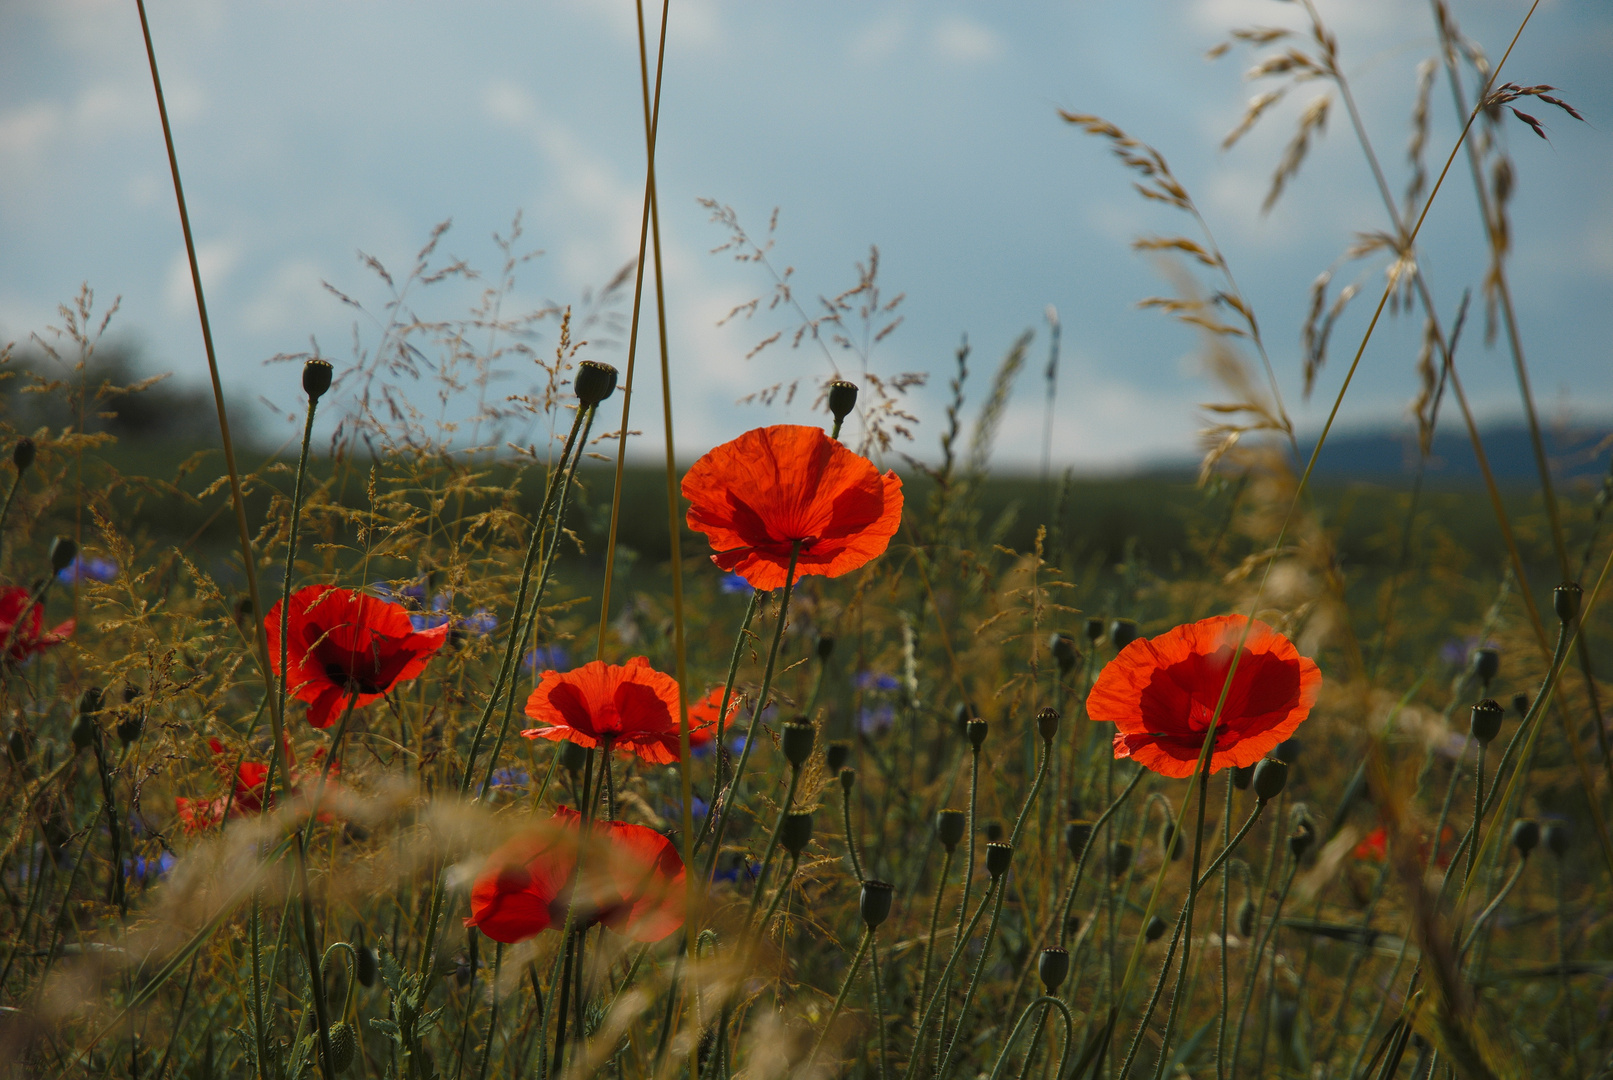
[850,13,908,65]
[930,16,1005,65]
[164,240,242,315]
[243,259,331,335]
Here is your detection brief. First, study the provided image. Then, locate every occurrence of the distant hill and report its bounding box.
[1297,422,1612,484]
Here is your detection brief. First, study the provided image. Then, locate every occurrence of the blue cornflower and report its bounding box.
[524,644,570,672]
[719,573,752,594]
[57,556,118,584]
[462,609,498,635]
[126,852,176,884]
[490,768,530,790]
[713,852,756,884]
[858,704,895,734]
[857,671,900,692]
[411,612,450,632]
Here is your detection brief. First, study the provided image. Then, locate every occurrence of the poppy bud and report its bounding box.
[1065,820,1094,860]
[985,821,1004,843]
[826,743,850,773]
[1288,814,1315,860]
[1252,759,1288,803]
[1232,764,1254,791]
[559,740,587,776]
[966,718,988,750]
[780,811,813,856]
[1511,693,1531,718]
[1084,617,1105,643]
[50,536,78,574]
[1049,633,1079,674]
[859,879,894,929]
[1144,915,1168,942]
[1554,582,1582,625]
[80,687,104,716]
[937,809,967,851]
[1038,947,1070,993]
[839,767,856,792]
[1470,700,1504,745]
[328,1021,357,1072]
[7,727,32,765]
[355,945,378,988]
[1510,818,1540,857]
[12,437,35,472]
[1109,619,1139,650]
[71,712,97,751]
[1237,898,1257,938]
[781,722,814,768]
[574,360,619,406]
[816,635,835,661]
[302,358,333,402]
[827,380,858,425]
[116,713,144,747]
[985,842,1013,880]
[1468,647,1500,687]
[1108,842,1133,878]
[1159,820,1183,861]
[1543,822,1569,858]
[1036,707,1061,743]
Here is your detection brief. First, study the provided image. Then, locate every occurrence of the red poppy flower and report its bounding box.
[174,737,340,831]
[1352,825,1454,868]
[0,587,73,663]
[1087,615,1321,779]
[681,424,903,591]
[684,686,742,751]
[265,585,449,729]
[522,657,688,764]
[465,806,685,944]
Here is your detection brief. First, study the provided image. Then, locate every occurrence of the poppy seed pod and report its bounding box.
[781,722,815,768]
[1065,820,1094,860]
[1252,759,1289,803]
[574,360,619,406]
[328,1021,357,1072]
[1232,764,1254,791]
[49,536,78,574]
[1510,818,1540,857]
[1036,707,1061,743]
[985,842,1013,880]
[1512,693,1531,718]
[966,717,988,750]
[780,811,813,856]
[1470,700,1504,745]
[1159,820,1184,861]
[559,740,588,776]
[1288,814,1316,860]
[827,380,859,425]
[355,945,378,988]
[1038,947,1070,992]
[826,743,851,774]
[1554,582,1582,625]
[115,712,143,747]
[1543,822,1569,858]
[12,437,35,472]
[937,809,967,851]
[816,635,835,661]
[1108,842,1133,878]
[1050,633,1079,674]
[1469,647,1500,687]
[1237,898,1257,938]
[1084,616,1105,643]
[859,879,894,929]
[1144,915,1168,942]
[839,767,856,792]
[1109,619,1140,650]
[301,358,333,402]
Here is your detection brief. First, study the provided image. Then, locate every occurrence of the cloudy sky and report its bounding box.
[2,0,1609,470]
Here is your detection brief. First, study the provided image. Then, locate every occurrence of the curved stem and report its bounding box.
[805,928,872,1070]
[902,880,1000,1080]
[936,876,1012,1080]
[915,846,956,1020]
[746,764,803,924]
[841,778,866,881]
[988,998,1073,1080]
[870,934,888,1080]
[1459,855,1528,960]
[1229,859,1297,1079]
[1059,768,1146,944]
[1147,765,1213,1080]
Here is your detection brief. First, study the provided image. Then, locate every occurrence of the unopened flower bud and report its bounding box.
[1469,647,1500,687]
[1038,947,1070,992]
[827,380,858,425]
[328,1021,357,1072]
[985,842,1013,880]
[839,767,856,793]
[1109,619,1139,650]
[50,536,78,574]
[302,358,333,402]
[559,740,587,776]
[1510,818,1540,857]
[71,712,97,751]
[1554,582,1582,625]
[1512,693,1531,718]
[937,809,967,851]
[1065,820,1093,860]
[1109,842,1133,878]
[116,712,144,747]
[1232,764,1254,791]
[1543,822,1569,858]
[859,879,894,929]
[816,635,835,661]
[1288,813,1315,860]
[1145,915,1168,942]
[1469,700,1504,745]
[1237,898,1257,938]
[574,360,619,406]
[355,945,378,988]
[967,717,988,750]
[1252,759,1289,803]
[1159,820,1183,861]
[1036,707,1060,743]
[1049,633,1079,674]
[826,743,850,773]
[780,811,813,856]
[781,722,814,768]
[12,437,35,472]
[1084,617,1105,643]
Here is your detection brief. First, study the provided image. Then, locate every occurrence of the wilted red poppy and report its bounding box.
[465,806,685,944]
[522,657,688,764]
[265,585,449,729]
[0,587,73,663]
[681,424,903,591]
[1087,615,1321,779]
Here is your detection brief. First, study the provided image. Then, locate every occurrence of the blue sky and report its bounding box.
[2,0,1609,470]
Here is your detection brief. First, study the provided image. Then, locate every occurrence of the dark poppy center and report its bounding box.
[324,662,385,696]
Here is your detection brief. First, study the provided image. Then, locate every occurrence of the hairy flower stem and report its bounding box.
[870,935,889,1080]
[1458,854,1528,960]
[1229,858,1297,1079]
[842,778,866,881]
[1468,744,1486,884]
[986,997,1073,1080]
[701,541,802,880]
[686,590,762,860]
[754,853,799,939]
[1145,765,1213,1080]
[0,468,23,573]
[746,763,804,925]
[804,928,873,1070]
[936,872,1013,1080]
[268,388,324,800]
[1216,774,1234,1080]
[1553,855,1582,1079]
[915,846,955,1021]
[1059,769,1145,945]
[902,880,1002,1080]
[292,834,336,1078]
